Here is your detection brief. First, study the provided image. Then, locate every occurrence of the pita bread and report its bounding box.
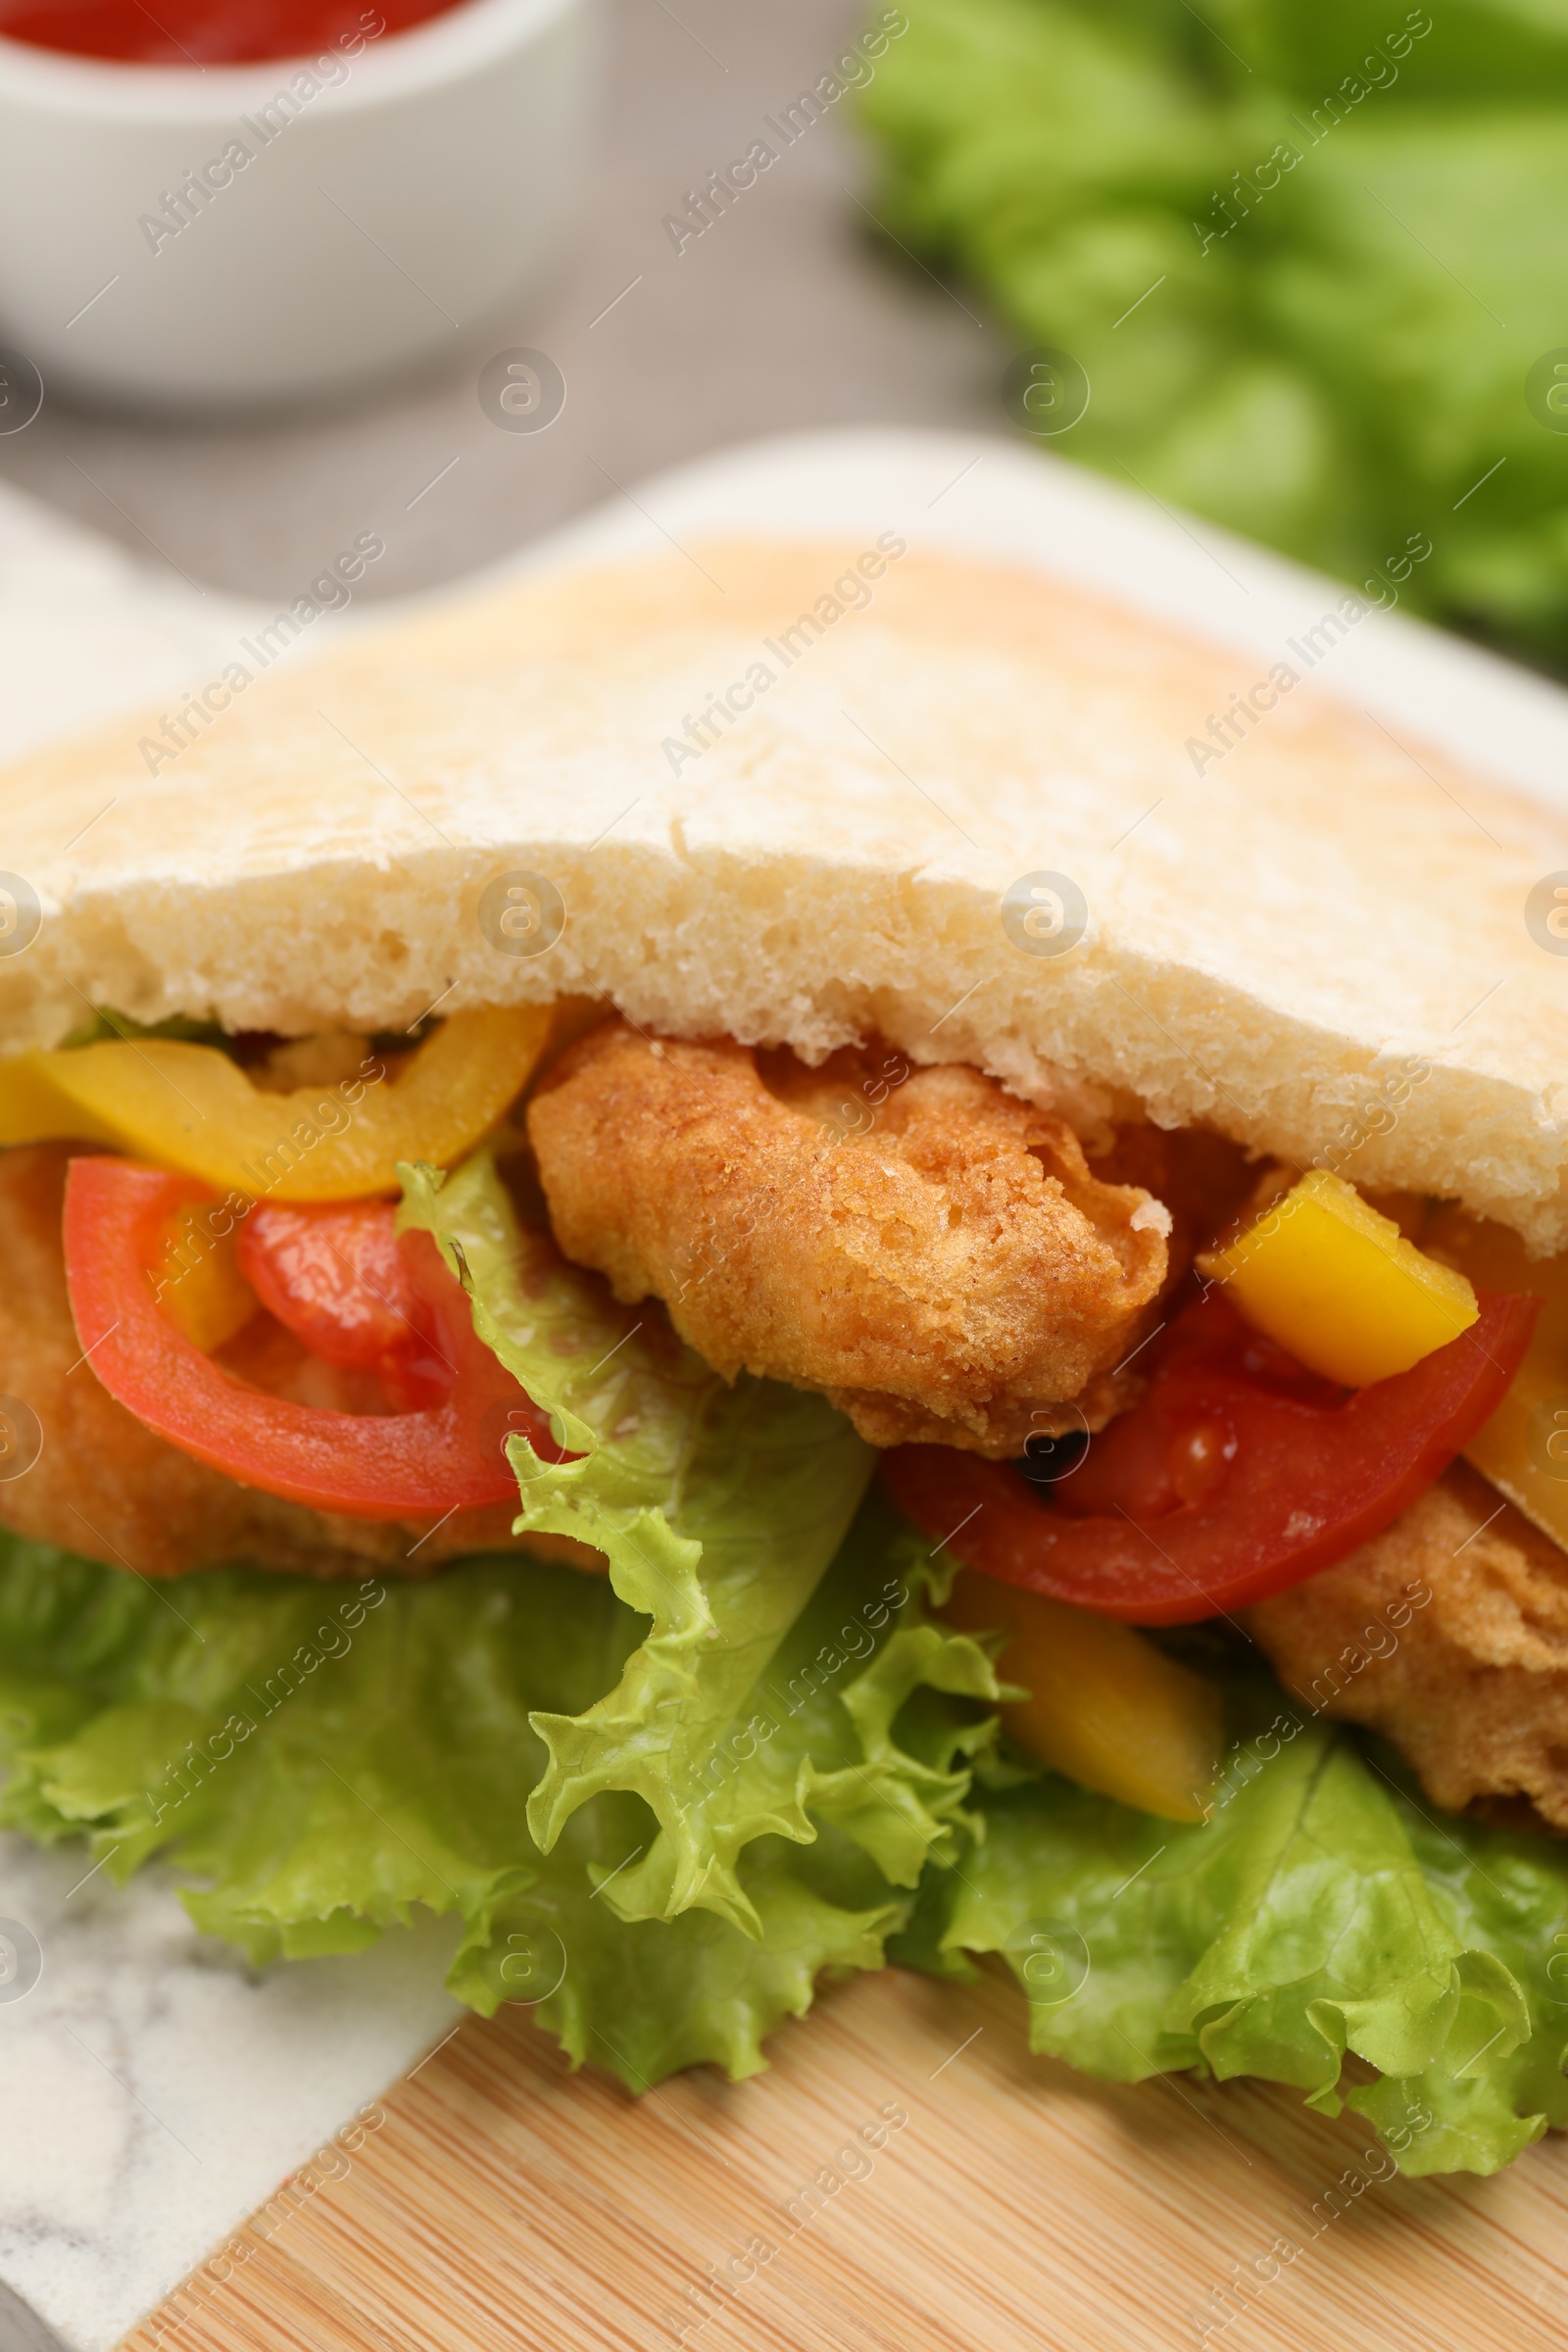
[3,542,1566,1246]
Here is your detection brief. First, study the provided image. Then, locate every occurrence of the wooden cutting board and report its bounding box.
[122,1959,1568,2352]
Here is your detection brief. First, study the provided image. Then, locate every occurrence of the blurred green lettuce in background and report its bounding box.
[858,0,1568,664]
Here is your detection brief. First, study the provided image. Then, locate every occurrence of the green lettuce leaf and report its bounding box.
[398,1152,998,1936]
[6,1507,1568,2165]
[858,0,1568,662]
[6,1135,1567,2168]
[900,1700,1568,2175]
[0,1501,990,2089]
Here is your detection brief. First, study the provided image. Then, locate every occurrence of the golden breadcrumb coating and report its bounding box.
[0,1144,593,1580]
[526,1023,1171,1454]
[1249,1461,1568,1832]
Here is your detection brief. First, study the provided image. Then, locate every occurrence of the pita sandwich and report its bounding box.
[1,541,1566,2174]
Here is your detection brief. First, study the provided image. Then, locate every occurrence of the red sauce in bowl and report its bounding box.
[0,0,466,64]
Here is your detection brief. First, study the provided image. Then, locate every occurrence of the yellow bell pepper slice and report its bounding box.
[0,1054,122,1148]
[1423,1206,1568,1554]
[942,1567,1223,1822]
[0,1004,552,1200]
[1199,1167,1477,1387]
[153,1205,260,1351]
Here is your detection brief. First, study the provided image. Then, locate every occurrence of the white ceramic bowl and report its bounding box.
[0,0,598,408]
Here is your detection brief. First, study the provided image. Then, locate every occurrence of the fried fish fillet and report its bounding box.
[0,1144,583,1580]
[526,1023,1171,1454]
[1248,1461,1568,1831]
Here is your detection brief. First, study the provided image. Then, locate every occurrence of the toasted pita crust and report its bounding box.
[2,543,1566,1244]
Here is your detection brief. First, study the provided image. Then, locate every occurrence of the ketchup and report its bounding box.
[0,0,464,64]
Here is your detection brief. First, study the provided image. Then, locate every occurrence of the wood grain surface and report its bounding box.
[122,1959,1568,2352]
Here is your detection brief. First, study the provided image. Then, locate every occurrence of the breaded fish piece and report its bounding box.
[0,1144,583,1580]
[1248,1462,1568,1831]
[526,1023,1170,1454]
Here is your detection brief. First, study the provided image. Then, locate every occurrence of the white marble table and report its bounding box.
[0,1839,461,2352]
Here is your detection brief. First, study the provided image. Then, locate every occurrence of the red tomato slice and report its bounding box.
[64,1157,557,1521]
[235,1199,448,1409]
[881,1286,1538,1625]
